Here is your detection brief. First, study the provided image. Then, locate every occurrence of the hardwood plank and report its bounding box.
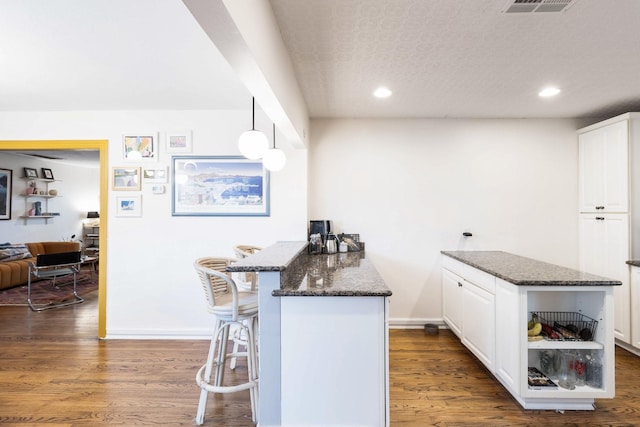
[2,295,640,425]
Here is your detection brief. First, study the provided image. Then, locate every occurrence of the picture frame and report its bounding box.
[41,168,54,180]
[172,156,270,216]
[166,131,192,153]
[122,133,158,161]
[23,167,38,178]
[115,194,142,217]
[0,168,13,220]
[112,167,141,191]
[143,167,168,184]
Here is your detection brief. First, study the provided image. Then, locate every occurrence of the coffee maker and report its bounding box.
[308,220,332,254]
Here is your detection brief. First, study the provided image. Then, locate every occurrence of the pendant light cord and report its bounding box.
[252,97,256,131]
[272,123,276,148]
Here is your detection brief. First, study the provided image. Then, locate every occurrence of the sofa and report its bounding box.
[0,241,81,291]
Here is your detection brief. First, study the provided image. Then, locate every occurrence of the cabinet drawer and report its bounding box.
[442,256,495,294]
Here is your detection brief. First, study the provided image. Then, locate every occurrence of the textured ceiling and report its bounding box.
[270,0,640,119]
[1,0,639,122]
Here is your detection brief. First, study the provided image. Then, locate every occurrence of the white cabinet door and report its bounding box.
[579,120,629,213]
[461,279,495,372]
[630,266,640,349]
[442,268,463,338]
[579,213,630,343]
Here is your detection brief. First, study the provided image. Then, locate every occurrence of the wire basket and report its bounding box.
[531,311,598,341]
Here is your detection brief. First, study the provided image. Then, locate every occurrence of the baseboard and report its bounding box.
[106,328,211,340]
[389,317,446,329]
[615,339,640,357]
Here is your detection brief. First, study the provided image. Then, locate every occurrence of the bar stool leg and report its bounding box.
[196,318,222,425]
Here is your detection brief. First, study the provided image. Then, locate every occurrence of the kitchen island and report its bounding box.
[228,241,392,426]
[441,250,621,411]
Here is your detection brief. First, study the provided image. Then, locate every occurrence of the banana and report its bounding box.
[527,322,542,336]
[528,335,544,342]
[527,313,539,330]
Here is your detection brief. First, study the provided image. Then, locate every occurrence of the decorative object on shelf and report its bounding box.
[112,167,141,191]
[263,123,286,172]
[48,189,58,196]
[172,156,270,217]
[122,132,158,161]
[41,168,54,180]
[238,97,268,160]
[0,168,12,220]
[143,167,168,183]
[33,201,42,216]
[115,194,142,217]
[26,180,37,195]
[23,167,38,178]
[165,130,192,153]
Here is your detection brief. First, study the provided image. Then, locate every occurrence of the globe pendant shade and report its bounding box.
[263,148,287,171]
[238,129,268,160]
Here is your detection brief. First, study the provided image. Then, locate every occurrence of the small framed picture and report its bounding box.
[166,131,192,153]
[122,133,158,161]
[41,168,54,180]
[115,194,142,217]
[143,167,168,183]
[24,167,38,178]
[112,167,141,191]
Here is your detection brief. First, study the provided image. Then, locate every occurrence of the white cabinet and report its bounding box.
[442,256,495,372]
[444,254,616,411]
[630,266,640,349]
[442,268,463,338]
[578,213,630,342]
[578,113,640,348]
[578,120,628,213]
[461,279,495,371]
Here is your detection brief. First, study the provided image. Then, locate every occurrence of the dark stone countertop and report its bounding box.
[227,241,392,297]
[441,250,621,286]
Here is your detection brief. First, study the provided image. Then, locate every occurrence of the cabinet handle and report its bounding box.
[596,206,605,210]
[457,282,463,287]
[596,217,605,220]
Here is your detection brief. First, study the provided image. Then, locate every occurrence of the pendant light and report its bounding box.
[238,97,268,160]
[263,123,287,171]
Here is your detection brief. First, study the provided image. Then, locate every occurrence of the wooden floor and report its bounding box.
[1,294,640,426]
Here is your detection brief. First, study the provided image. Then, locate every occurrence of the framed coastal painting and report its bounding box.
[171,156,270,216]
[0,168,12,220]
[122,133,158,161]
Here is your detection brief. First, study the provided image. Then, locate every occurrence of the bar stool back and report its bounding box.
[194,257,259,425]
[233,245,262,291]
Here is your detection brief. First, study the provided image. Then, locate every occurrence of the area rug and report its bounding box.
[0,272,97,306]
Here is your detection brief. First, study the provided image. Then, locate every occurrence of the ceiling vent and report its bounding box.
[502,0,577,13]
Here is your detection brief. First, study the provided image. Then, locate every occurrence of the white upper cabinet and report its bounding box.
[579,120,629,213]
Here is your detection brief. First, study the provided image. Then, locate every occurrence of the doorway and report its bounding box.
[0,140,108,338]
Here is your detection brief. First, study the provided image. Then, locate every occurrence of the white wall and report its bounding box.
[0,110,308,338]
[0,152,98,243]
[309,118,585,326]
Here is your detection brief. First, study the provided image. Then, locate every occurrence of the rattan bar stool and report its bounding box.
[194,257,259,425]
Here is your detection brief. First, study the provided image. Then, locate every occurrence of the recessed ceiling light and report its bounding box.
[538,87,561,98]
[373,87,392,98]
